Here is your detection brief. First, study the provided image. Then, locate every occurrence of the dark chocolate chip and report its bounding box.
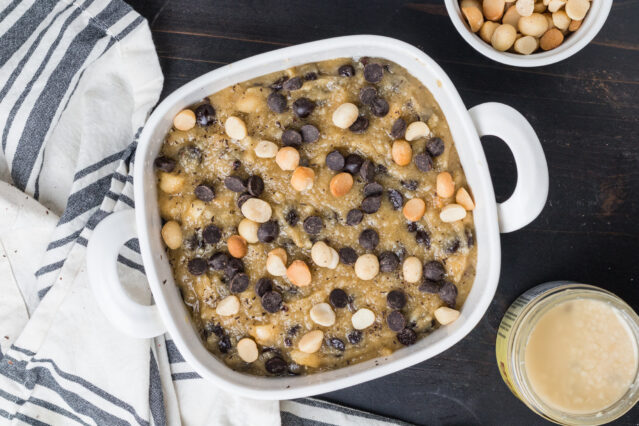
[269,76,288,91]
[419,279,442,294]
[282,76,302,91]
[255,278,273,297]
[387,310,406,332]
[349,116,369,133]
[379,251,399,273]
[359,86,377,105]
[338,64,355,77]
[208,252,229,270]
[232,160,242,170]
[285,209,299,226]
[282,129,302,147]
[326,150,345,171]
[194,184,215,202]
[300,124,320,143]
[184,234,202,251]
[344,154,364,174]
[388,189,403,210]
[195,103,216,126]
[329,337,346,351]
[258,220,279,243]
[224,175,246,192]
[363,182,383,197]
[401,180,418,191]
[154,156,176,172]
[414,153,433,172]
[261,291,283,313]
[202,225,222,244]
[361,195,382,214]
[370,97,389,117]
[346,209,363,226]
[218,335,232,353]
[359,160,376,182]
[304,72,318,81]
[407,222,418,233]
[391,118,407,139]
[205,322,225,338]
[363,63,383,83]
[376,164,388,175]
[292,97,315,118]
[267,92,287,113]
[284,338,292,347]
[387,289,407,309]
[359,228,379,251]
[247,175,264,196]
[237,192,253,208]
[439,281,458,308]
[229,273,250,293]
[187,258,207,275]
[224,257,244,280]
[329,288,349,308]
[446,239,460,254]
[424,260,446,281]
[347,330,363,344]
[415,230,431,247]
[338,247,358,265]
[359,57,370,65]
[426,137,445,157]
[288,325,301,336]
[303,216,323,234]
[265,356,287,374]
[397,328,417,346]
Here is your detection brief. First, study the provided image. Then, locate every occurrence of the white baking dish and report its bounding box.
[86,35,548,400]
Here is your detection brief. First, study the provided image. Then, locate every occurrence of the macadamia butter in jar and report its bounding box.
[496,282,639,425]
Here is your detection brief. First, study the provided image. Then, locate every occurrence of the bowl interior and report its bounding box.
[135,35,502,399]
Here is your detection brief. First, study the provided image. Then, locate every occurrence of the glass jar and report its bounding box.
[496,281,639,425]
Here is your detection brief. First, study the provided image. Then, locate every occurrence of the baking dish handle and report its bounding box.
[86,209,166,338]
[469,102,548,233]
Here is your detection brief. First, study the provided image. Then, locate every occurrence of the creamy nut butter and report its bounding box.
[496,282,639,424]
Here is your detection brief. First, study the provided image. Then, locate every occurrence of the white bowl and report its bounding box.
[86,35,549,400]
[444,0,612,67]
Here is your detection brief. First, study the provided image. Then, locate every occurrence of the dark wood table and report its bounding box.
[128,1,639,424]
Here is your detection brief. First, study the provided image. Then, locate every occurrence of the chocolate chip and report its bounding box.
[446,239,460,254]
[301,124,320,143]
[265,356,288,374]
[202,225,222,244]
[229,273,249,293]
[303,216,323,234]
[283,76,302,91]
[439,281,458,308]
[208,252,229,270]
[288,325,301,336]
[388,189,403,210]
[338,64,355,77]
[347,330,363,344]
[187,258,207,275]
[401,180,418,191]
[424,260,446,281]
[391,118,407,139]
[361,195,381,214]
[325,150,345,171]
[284,338,292,347]
[397,328,417,346]
[286,209,299,226]
[255,278,273,297]
[205,322,225,338]
[195,103,216,126]
[370,97,389,117]
[224,257,244,280]
[218,335,232,353]
[338,247,358,265]
[466,228,474,248]
[329,288,349,308]
[269,76,288,91]
[387,289,407,309]
[247,175,264,197]
[387,310,406,332]
[304,72,318,81]
[419,279,442,294]
[426,137,445,157]
[261,291,283,313]
[258,220,279,243]
[282,129,302,147]
[359,229,379,251]
[329,337,346,351]
[415,230,431,247]
[407,222,418,233]
[224,175,246,192]
[267,92,287,113]
[232,160,242,170]
[154,156,176,172]
[194,184,215,202]
[379,251,399,272]
[363,182,383,197]
[359,86,377,105]
[349,116,369,133]
[184,234,202,251]
[359,160,376,182]
[346,209,363,226]
[237,192,253,208]
[292,98,315,118]
[376,164,388,175]
[344,154,364,174]
[414,153,433,172]
[363,63,383,83]
[359,57,370,65]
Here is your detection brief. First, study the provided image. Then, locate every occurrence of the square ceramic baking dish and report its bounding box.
[87,35,548,400]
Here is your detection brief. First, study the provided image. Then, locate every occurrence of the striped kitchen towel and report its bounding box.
[0,1,408,425]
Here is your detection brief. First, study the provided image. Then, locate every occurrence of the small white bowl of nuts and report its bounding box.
[444,0,612,67]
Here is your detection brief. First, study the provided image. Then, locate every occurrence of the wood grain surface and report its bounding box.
[126,0,639,424]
